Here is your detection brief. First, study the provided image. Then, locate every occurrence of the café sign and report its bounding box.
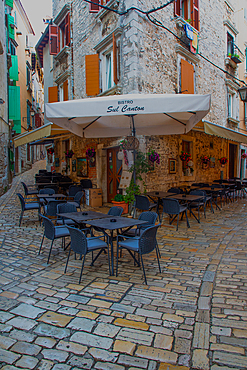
[107,100,145,113]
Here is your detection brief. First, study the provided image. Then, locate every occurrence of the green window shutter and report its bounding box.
[9,55,19,81]
[7,15,15,40]
[5,0,13,8]
[8,149,14,171]
[9,86,21,132]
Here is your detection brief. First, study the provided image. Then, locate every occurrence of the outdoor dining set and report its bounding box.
[16,169,247,284]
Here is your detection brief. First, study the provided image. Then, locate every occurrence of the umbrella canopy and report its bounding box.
[45,93,211,138]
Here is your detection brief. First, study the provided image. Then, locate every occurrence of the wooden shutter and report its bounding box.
[65,13,70,46]
[49,25,59,55]
[85,54,100,96]
[192,0,199,31]
[9,55,19,81]
[181,59,194,94]
[48,86,58,103]
[174,0,181,16]
[113,33,118,85]
[7,15,15,40]
[63,80,68,101]
[89,0,100,12]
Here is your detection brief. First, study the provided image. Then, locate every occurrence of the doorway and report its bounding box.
[15,147,19,174]
[107,147,122,203]
[229,143,237,179]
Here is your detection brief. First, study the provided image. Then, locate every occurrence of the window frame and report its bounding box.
[174,0,199,31]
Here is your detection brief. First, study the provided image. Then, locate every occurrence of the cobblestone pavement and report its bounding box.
[0,161,247,369]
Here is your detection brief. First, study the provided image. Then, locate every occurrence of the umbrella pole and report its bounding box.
[131,115,136,184]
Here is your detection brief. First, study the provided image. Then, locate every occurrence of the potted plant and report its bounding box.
[47,147,54,155]
[112,192,129,214]
[86,148,96,167]
[64,149,74,158]
[147,149,160,170]
[201,155,210,169]
[241,153,247,159]
[219,157,228,167]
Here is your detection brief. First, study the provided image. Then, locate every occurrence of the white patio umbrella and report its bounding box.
[45,93,211,138]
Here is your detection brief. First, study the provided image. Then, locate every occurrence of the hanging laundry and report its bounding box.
[184,24,193,40]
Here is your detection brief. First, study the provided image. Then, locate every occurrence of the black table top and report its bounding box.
[57,211,112,223]
[169,194,204,201]
[146,191,176,198]
[37,194,66,198]
[85,216,148,230]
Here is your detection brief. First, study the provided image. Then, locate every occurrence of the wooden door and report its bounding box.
[229,143,237,179]
[107,147,122,203]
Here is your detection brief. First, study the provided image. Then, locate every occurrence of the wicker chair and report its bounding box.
[123,211,158,237]
[21,182,38,200]
[167,187,181,194]
[68,191,84,211]
[65,226,110,283]
[133,195,157,218]
[39,215,70,264]
[67,185,83,198]
[116,225,161,284]
[161,198,190,230]
[188,190,206,222]
[17,193,40,227]
[39,188,55,208]
[43,200,66,221]
[56,203,77,226]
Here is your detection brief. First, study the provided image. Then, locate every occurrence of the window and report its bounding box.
[86,32,120,95]
[26,63,31,89]
[174,0,199,31]
[89,0,111,13]
[227,32,234,56]
[49,14,70,56]
[59,80,68,102]
[227,90,237,120]
[26,102,31,129]
[182,140,192,172]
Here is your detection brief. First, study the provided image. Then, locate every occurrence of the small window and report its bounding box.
[227,32,234,56]
[106,52,113,90]
[174,0,199,31]
[227,91,236,119]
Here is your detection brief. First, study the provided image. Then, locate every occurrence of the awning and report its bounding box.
[204,120,247,144]
[45,93,211,138]
[13,122,70,147]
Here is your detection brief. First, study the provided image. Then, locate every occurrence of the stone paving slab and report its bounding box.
[0,161,247,369]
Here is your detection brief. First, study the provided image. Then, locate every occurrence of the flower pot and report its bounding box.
[112,201,129,214]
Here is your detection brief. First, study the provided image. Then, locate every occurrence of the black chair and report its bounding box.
[188,190,206,222]
[123,211,158,237]
[44,200,66,221]
[45,185,59,194]
[39,188,55,210]
[91,206,123,237]
[21,182,38,199]
[167,187,181,194]
[39,215,70,264]
[80,179,96,188]
[57,203,77,226]
[65,226,110,284]
[134,195,157,218]
[116,225,161,285]
[67,185,83,198]
[68,191,84,211]
[161,198,190,230]
[17,193,40,227]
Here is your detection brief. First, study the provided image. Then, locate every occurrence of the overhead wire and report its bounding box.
[83,0,246,86]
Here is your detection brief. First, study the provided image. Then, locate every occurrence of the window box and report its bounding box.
[231,55,242,64]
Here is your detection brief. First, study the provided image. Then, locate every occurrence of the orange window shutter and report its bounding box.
[181,59,194,94]
[192,0,199,31]
[174,0,181,16]
[49,25,59,55]
[113,33,118,85]
[89,0,100,12]
[63,80,68,101]
[85,54,100,96]
[65,13,70,46]
[48,86,58,103]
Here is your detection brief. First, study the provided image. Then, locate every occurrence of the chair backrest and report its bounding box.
[108,206,123,216]
[67,226,88,255]
[134,195,150,211]
[45,200,66,217]
[139,224,160,255]
[168,187,181,194]
[74,191,84,204]
[21,182,28,196]
[57,202,77,215]
[17,193,25,211]
[39,170,47,174]
[138,211,158,230]
[190,190,206,201]
[39,188,55,195]
[236,181,242,190]
[45,185,59,193]
[80,179,93,188]
[68,185,82,197]
[40,215,55,240]
[162,198,180,214]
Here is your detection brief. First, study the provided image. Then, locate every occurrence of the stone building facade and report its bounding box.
[50,0,246,202]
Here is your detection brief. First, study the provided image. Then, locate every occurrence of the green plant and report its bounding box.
[124,179,141,205]
[113,193,124,202]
